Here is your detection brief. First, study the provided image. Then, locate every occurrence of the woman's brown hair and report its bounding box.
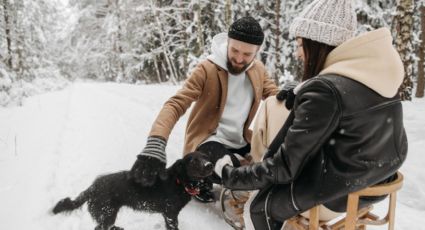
[301,38,336,81]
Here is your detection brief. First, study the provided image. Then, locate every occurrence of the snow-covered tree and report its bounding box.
[1,0,13,69]
[355,0,396,32]
[2,0,425,106]
[395,0,414,101]
[416,1,425,98]
[0,0,68,106]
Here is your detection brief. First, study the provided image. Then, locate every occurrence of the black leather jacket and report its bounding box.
[221,75,408,215]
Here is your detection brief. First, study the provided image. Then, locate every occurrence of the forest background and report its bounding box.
[0,0,424,106]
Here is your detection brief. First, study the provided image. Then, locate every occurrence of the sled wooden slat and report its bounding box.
[308,206,320,230]
[288,171,404,230]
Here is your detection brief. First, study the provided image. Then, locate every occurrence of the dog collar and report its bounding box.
[176,178,201,196]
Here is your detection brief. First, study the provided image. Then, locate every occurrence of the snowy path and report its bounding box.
[0,83,230,230]
[0,82,424,229]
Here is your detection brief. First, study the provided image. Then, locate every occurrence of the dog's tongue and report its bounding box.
[185,187,200,196]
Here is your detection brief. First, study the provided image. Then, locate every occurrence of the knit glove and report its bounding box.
[130,136,167,186]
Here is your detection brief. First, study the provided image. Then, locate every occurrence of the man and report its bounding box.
[130,16,279,202]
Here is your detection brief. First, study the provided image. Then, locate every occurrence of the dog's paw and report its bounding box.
[110,226,124,230]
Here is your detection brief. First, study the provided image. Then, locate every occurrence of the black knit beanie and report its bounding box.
[228,16,264,45]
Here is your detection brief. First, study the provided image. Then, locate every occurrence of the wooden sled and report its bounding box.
[287,171,404,230]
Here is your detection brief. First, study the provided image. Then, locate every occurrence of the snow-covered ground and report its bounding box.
[0,82,424,230]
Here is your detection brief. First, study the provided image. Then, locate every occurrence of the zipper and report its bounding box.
[265,188,273,230]
[290,182,301,211]
[264,184,300,230]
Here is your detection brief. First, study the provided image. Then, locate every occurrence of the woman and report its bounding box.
[214,0,408,229]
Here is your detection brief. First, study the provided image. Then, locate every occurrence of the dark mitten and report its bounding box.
[285,88,296,110]
[130,136,167,186]
[276,88,296,110]
[276,89,288,101]
[276,81,298,110]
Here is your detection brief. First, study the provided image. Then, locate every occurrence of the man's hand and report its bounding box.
[130,136,167,186]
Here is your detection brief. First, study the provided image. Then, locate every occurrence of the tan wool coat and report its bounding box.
[250,96,290,162]
[149,59,279,154]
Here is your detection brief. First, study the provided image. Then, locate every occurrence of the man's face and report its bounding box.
[227,38,259,75]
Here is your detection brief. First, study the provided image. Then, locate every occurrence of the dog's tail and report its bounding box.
[52,189,90,214]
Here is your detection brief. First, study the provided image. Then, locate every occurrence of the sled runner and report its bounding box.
[220,188,250,230]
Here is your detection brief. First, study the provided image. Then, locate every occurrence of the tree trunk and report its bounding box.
[196,0,204,56]
[152,0,177,84]
[3,0,13,69]
[274,0,282,85]
[395,0,414,101]
[181,11,189,81]
[114,0,126,81]
[416,5,425,98]
[13,0,26,78]
[225,0,232,30]
[153,55,162,83]
[182,32,189,81]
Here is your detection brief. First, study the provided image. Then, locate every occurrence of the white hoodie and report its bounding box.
[204,33,254,149]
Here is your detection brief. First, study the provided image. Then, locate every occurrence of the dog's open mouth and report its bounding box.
[184,182,202,196]
[175,179,203,196]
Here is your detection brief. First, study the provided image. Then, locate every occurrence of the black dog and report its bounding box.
[52,151,213,230]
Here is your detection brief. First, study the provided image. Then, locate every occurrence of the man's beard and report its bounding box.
[226,57,252,75]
